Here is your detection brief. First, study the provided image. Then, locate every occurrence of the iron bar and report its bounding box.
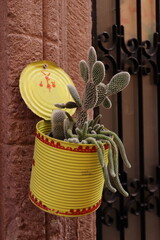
[92,0,100,120]
[116,1,125,240]
[156,0,160,33]
[136,1,146,240]
[92,0,98,50]
[155,0,160,219]
[92,0,103,238]
[156,0,160,165]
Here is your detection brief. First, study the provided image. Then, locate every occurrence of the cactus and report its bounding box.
[91,61,105,85]
[67,84,82,107]
[55,101,77,109]
[95,83,107,106]
[83,82,97,110]
[79,60,89,82]
[87,46,97,71]
[106,72,130,96]
[51,110,66,140]
[55,48,130,126]
[51,46,131,197]
[102,97,112,109]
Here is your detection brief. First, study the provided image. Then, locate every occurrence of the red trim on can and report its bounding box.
[35,132,108,153]
[29,191,101,216]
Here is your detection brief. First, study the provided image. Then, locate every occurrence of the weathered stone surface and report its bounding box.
[4,86,37,120]
[0,0,46,239]
[45,215,66,240]
[7,34,43,87]
[43,0,59,42]
[42,42,59,64]
[1,143,46,240]
[7,0,43,37]
[78,213,97,239]
[67,0,92,94]
[0,0,94,239]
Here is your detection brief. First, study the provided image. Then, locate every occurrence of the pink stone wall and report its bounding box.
[0,0,96,239]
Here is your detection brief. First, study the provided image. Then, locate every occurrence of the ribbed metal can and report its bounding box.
[29,120,108,217]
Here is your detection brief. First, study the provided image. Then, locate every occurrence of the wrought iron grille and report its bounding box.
[92,0,160,240]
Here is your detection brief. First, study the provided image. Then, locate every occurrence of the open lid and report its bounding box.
[19,60,76,120]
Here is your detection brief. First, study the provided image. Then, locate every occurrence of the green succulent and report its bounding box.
[51,46,131,197]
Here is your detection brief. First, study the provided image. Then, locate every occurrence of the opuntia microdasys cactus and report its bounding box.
[55,47,130,128]
[51,46,131,197]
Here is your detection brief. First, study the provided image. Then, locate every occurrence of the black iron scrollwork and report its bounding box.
[96,22,160,235]
[98,167,160,231]
[98,24,160,80]
[95,1,160,239]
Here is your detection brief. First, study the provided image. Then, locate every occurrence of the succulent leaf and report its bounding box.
[79,60,89,82]
[81,121,89,137]
[67,84,82,107]
[95,83,107,107]
[91,61,105,85]
[103,166,117,193]
[102,97,112,109]
[93,124,101,131]
[65,101,78,108]
[63,113,75,139]
[113,176,129,197]
[85,137,105,168]
[88,46,97,72]
[65,138,80,143]
[81,140,88,144]
[75,127,83,140]
[106,72,130,96]
[55,102,77,109]
[101,130,131,169]
[107,143,116,177]
[51,110,66,140]
[54,103,66,108]
[65,111,75,122]
[88,119,94,127]
[92,114,102,127]
[51,109,66,122]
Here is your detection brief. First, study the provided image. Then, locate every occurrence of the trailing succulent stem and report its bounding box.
[51,46,131,197]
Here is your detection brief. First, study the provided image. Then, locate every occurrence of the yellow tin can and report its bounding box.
[29,120,108,217]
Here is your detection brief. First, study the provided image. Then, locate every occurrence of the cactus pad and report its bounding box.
[67,84,82,107]
[95,83,107,107]
[51,110,66,140]
[83,82,98,110]
[79,60,89,82]
[88,46,97,71]
[102,97,112,109]
[91,61,105,85]
[106,72,130,96]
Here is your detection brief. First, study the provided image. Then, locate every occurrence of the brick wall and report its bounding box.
[0,0,96,239]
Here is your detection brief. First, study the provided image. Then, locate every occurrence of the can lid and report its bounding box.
[19,60,76,120]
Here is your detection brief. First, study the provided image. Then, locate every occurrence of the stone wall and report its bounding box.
[0,0,96,239]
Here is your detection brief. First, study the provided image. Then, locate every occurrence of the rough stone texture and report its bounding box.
[0,1,45,239]
[0,0,95,239]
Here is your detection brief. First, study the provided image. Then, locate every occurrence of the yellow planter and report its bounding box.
[29,120,109,217]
